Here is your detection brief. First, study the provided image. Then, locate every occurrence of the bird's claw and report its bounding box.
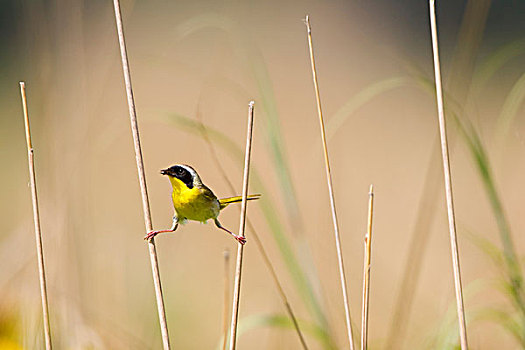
[236,235,247,245]
[144,231,159,241]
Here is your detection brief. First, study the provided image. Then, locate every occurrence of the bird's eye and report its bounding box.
[177,168,185,175]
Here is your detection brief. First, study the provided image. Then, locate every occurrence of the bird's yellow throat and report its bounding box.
[168,175,189,195]
[167,174,203,213]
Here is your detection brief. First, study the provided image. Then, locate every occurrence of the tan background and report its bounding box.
[1,0,524,349]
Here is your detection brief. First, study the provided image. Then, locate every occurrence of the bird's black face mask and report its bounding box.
[161,165,194,189]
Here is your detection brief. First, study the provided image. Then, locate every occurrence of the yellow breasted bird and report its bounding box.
[145,164,260,244]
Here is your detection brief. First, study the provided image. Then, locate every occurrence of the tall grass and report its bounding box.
[304,15,355,350]
[228,101,255,350]
[452,112,525,343]
[429,1,468,347]
[112,0,171,348]
[19,82,52,350]
[221,249,230,350]
[360,185,374,350]
[408,34,525,347]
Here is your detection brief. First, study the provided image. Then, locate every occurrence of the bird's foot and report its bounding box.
[145,224,179,241]
[144,231,158,240]
[144,230,169,241]
[235,235,246,245]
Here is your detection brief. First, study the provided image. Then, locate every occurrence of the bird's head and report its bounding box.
[160,164,201,189]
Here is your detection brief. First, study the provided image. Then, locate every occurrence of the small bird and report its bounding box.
[145,164,260,244]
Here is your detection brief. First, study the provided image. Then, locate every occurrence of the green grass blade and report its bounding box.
[450,113,525,333]
[326,77,413,141]
[496,72,525,139]
[469,39,525,100]
[473,308,525,346]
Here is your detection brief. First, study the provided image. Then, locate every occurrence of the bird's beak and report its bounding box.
[160,169,169,175]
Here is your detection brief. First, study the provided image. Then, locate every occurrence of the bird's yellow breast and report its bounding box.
[169,176,220,222]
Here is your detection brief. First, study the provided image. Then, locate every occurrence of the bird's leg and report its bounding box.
[144,224,178,240]
[214,219,246,245]
[145,216,179,241]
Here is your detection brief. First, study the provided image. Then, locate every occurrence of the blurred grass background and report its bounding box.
[2,0,525,348]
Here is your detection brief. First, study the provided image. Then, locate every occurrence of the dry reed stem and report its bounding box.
[429,1,468,348]
[19,82,53,350]
[222,249,230,350]
[304,15,355,350]
[195,108,309,350]
[228,101,255,350]
[112,1,171,348]
[360,185,374,350]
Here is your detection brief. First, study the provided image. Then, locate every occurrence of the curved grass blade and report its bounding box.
[496,72,525,140]
[473,308,525,346]
[468,39,525,102]
[325,77,413,141]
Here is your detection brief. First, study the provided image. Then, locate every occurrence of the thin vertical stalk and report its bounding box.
[228,101,255,350]
[222,249,230,350]
[195,107,309,349]
[19,82,53,350]
[360,185,374,350]
[112,1,171,349]
[304,15,355,350]
[429,1,468,348]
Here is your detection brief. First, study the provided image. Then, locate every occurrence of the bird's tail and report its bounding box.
[219,194,261,210]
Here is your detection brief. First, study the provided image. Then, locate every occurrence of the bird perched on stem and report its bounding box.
[145,164,260,244]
